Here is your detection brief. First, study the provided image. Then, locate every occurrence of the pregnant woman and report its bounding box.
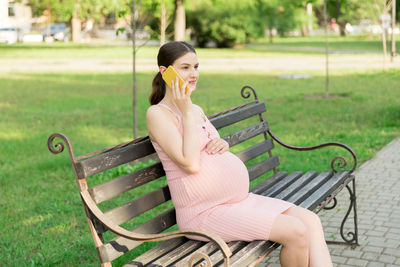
[146,41,332,267]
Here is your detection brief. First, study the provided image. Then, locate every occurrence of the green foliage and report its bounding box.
[27,0,123,23]
[145,0,175,39]
[256,0,302,36]
[313,0,377,27]
[187,0,264,47]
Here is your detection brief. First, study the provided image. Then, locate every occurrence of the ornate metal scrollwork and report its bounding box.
[331,156,348,173]
[241,85,259,102]
[189,252,213,267]
[47,133,77,163]
[189,251,230,267]
[323,177,359,248]
[266,129,357,173]
[339,184,358,246]
[323,197,337,210]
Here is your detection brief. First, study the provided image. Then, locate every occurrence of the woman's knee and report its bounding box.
[288,219,309,248]
[270,215,309,248]
[304,209,323,230]
[286,206,323,230]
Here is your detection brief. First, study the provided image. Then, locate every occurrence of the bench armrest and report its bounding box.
[80,190,232,266]
[267,129,357,173]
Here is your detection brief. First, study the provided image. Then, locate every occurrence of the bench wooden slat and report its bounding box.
[89,162,165,204]
[222,121,269,147]
[286,171,333,204]
[300,171,351,211]
[252,171,301,195]
[250,172,288,194]
[273,171,319,200]
[99,209,176,262]
[210,102,266,130]
[104,186,171,226]
[206,241,248,266]
[173,242,220,267]
[229,240,276,267]
[76,138,155,178]
[235,139,274,162]
[123,238,186,267]
[248,155,280,181]
[151,240,203,266]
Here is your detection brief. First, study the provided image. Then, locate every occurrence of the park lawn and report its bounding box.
[1,68,399,266]
[0,34,386,60]
[253,34,385,53]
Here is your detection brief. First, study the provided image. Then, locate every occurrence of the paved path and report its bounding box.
[1,54,399,73]
[261,137,400,266]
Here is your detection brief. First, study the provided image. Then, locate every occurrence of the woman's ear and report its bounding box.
[159,66,167,75]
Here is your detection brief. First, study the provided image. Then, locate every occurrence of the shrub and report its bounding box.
[187,1,264,47]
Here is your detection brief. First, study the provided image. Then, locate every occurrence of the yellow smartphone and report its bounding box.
[162,65,189,94]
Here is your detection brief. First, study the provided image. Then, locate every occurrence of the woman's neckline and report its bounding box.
[158,102,207,126]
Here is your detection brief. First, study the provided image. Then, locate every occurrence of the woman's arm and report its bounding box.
[147,105,200,174]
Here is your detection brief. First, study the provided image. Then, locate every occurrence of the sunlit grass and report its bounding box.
[0,34,386,60]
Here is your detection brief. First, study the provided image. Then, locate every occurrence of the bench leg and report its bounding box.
[325,178,359,248]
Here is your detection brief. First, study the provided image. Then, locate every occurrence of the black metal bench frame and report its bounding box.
[48,86,359,266]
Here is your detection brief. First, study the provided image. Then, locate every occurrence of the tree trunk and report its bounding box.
[301,24,308,36]
[324,0,330,97]
[174,0,185,41]
[72,2,81,43]
[268,27,274,43]
[307,3,313,36]
[335,0,346,36]
[45,6,51,38]
[391,0,396,62]
[132,0,137,139]
[381,17,388,71]
[160,0,167,46]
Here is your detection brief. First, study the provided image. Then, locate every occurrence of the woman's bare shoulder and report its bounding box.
[146,104,178,127]
[192,103,205,113]
[146,104,162,116]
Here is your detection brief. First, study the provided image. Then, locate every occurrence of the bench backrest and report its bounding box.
[50,90,280,264]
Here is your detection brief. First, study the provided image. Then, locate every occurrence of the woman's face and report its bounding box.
[171,52,199,90]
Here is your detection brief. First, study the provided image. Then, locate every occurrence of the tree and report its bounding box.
[27,0,121,42]
[174,0,185,41]
[256,0,301,42]
[117,0,157,138]
[313,0,376,36]
[146,0,174,45]
[374,0,395,71]
[187,0,265,47]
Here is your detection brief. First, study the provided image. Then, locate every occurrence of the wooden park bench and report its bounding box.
[48,86,359,266]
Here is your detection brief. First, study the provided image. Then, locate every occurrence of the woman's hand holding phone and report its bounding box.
[171,76,194,115]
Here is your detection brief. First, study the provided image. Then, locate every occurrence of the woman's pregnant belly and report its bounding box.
[182,151,250,205]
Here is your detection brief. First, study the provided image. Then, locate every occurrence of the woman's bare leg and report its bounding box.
[283,206,333,267]
[269,213,309,267]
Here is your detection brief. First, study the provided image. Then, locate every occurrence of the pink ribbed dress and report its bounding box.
[150,104,294,242]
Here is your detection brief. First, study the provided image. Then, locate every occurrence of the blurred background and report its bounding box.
[0,0,398,47]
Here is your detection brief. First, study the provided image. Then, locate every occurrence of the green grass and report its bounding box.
[253,34,385,53]
[0,38,399,266]
[0,34,386,59]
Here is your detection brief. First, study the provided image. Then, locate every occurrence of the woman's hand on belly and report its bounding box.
[205,138,229,155]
